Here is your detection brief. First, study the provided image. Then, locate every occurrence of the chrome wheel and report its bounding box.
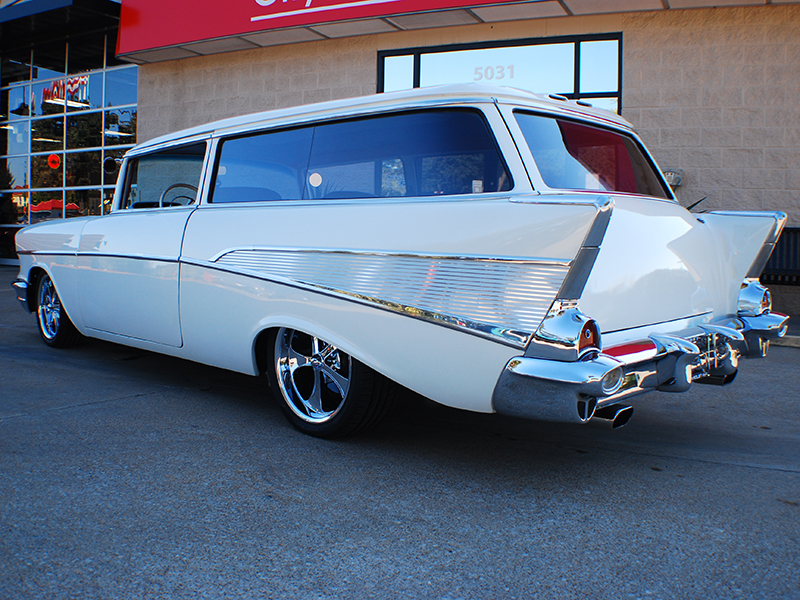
[275,328,352,424]
[37,275,61,341]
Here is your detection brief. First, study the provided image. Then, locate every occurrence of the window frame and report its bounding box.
[377,33,623,113]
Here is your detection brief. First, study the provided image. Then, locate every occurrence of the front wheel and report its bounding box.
[266,328,394,438]
[36,273,81,348]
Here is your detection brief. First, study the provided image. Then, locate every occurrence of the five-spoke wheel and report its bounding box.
[267,328,394,437]
[36,273,81,347]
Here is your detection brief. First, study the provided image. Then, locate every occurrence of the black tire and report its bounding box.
[35,273,82,348]
[266,328,395,438]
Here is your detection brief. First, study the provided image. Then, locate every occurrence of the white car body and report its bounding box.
[13,84,789,434]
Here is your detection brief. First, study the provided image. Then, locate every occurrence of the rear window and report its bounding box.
[514,111,670,198]
[211,109,511,203]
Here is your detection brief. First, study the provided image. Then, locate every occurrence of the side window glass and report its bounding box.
[122,142,206,209]
[305,109,511,199]
[211,127,313,203]
[514,111,669,198]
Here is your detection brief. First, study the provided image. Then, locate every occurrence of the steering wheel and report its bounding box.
[159,183,198,207]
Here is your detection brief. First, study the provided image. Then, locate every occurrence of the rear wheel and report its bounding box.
[36,273,81,348]
[266,328,394,438]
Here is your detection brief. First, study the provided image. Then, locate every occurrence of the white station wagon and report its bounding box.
[13,84,789,437]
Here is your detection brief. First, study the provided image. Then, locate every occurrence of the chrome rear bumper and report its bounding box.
[492,311,789,426]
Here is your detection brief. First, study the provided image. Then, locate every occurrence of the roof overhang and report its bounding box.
[0,0,120,55]
[115,0,796,65]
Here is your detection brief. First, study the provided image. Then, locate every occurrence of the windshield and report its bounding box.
[514,111,671,199]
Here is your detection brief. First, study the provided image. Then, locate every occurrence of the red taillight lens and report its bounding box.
[578,320,600,354]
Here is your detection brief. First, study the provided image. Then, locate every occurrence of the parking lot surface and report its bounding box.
[1,266,799,599]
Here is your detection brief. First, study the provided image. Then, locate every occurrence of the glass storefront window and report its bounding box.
[2,86,30,120]
[30,190,64,223]
[66,188,101,217]
[3,33,137,233]
[0,189,28,226]
[66,73,102,112]
[105,67,138,107]
[31,80,66,117]
[383,55,414,93]
[104,109,137,146]
[579,40,619,94]
[1,121,30,156]
[31,153,64,188]
[1,156,29,190]
[379,34,622,113]
[31,117,65,153]
[66,151,101,187]
[1,56,32,87]
[420,43,575,94]
[67,112,102,149]
[32,44,66,81]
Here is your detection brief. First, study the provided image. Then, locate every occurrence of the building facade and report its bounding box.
[2,0,798,311]
[0,0,138,264]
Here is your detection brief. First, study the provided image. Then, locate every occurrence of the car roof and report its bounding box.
[134,83,632,153]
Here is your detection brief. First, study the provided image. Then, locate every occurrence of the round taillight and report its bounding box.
[578,320,600,355]
[760,288,772,314]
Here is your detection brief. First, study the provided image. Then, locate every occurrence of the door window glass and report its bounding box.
[122,142,206,209]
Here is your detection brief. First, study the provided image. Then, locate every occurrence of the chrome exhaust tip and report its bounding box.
[591,404,634,429]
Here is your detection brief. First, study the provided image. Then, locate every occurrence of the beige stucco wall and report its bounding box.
[137,4,800,224]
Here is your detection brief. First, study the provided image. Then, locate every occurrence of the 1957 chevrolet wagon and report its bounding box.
[13,84,789,437]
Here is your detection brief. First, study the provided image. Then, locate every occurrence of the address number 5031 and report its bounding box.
[474,65,515,81]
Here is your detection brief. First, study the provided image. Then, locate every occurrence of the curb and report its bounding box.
[773,335,800,349]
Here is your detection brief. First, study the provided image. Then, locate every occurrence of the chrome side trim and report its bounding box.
[12,279,30,312]
[211,249,571,348]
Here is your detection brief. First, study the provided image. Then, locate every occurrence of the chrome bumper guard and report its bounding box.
[492,311,789,426]
[12,279,30,312]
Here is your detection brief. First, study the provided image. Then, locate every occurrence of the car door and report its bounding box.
[77,141,208,347]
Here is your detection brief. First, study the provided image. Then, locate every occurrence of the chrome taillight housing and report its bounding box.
[738,279,772,317]
[525,301,602,362]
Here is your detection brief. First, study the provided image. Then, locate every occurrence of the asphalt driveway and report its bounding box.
[1,266,798,599]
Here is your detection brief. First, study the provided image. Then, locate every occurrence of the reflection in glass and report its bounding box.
[32,44,66,81]
[420,43,575,94]
[2,86,30,120]
[105,67,138,107]
[102,149,127,187]
[67,112,102,149]
[587,97,619,114]
[31,117,65,153]
[383,55,414,93]
[32,153,64,188]
[0,189,28,226]
[66,73,102,111]
[1,56,32,87]
[1,156,29,190]
[103,187,115,214]
[66,151,101,187]
[66,189,100,217]
[580,40,619,94]
[31,80,66,117]
[104,109,137,146]
[30,190,65,222]
[1,120,30,156]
